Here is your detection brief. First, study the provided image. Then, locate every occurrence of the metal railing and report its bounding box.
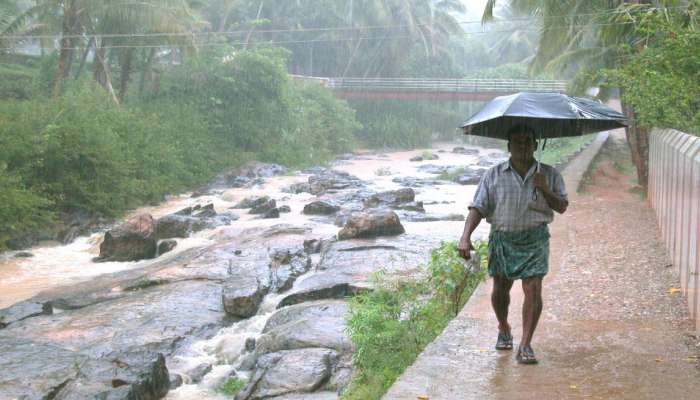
[325,78,568,93]
[649,128,700,331]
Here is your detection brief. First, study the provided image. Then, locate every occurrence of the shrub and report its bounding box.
[0,164,53,250]
[343,240,487,399]
[219,377,246,396]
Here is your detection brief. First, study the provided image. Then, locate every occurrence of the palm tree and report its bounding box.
[481,0,697,187]
[10,0,204,101]
[223,0,466,78]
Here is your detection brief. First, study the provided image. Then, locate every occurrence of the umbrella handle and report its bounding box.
[532,160,541,201]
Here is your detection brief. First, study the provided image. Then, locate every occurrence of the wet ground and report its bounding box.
[385,131,700,400]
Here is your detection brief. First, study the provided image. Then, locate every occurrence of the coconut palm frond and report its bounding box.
[482,0,498,23]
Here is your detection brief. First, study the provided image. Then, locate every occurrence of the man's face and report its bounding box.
[508,131,537,162]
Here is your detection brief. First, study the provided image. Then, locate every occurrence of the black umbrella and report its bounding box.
[460,91,627,205]
[460,91,627,140]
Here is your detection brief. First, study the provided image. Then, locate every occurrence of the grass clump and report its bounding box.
[342,240,488,399]
[538,134,596,166]
[219,377,246,397]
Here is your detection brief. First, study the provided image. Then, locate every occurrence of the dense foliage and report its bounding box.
[604,24,700,136]
[343,241,488,399]
[0,48,359,249]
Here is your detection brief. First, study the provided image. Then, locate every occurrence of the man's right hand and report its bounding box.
[458,237,474,260]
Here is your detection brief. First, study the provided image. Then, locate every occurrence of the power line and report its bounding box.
[0,5,689,41]
[0,21,645,52]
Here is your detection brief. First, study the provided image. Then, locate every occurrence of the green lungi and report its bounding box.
[488,224,550,280]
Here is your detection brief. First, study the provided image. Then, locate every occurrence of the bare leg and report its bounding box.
[521,276,543,347]
[491,275,514,334]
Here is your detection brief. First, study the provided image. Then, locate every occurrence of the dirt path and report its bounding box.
[385,131,700,399]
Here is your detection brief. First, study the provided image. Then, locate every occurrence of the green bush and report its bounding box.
[157,46,359,167]
[219,377,246,396]
[262,79,359,166]
[0,81,229,250]
[0,164,53,250]
[343,240,487,399]
[0,84,197,216]
[604,29,700,136]
[0,62,38,99]
[0,46,361,248]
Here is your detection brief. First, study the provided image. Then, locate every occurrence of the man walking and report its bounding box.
[458,124,568,364]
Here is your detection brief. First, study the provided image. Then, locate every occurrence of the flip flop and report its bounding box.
[516,345,538,364]
[495,331,513,350]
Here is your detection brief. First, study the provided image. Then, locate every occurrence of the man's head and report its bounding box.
[506,124,537,162]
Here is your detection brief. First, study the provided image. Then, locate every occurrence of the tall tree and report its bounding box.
[222,0,467,78]
[481,0,698,188]
[13,0,204,100]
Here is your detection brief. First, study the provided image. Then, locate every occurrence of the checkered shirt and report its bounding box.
[470,160,567,232]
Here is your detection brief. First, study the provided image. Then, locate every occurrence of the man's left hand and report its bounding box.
[533,172,550,192]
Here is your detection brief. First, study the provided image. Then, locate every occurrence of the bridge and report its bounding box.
[291,76,569,101]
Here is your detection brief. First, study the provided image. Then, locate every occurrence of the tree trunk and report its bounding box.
[244,1,264,49]
[54,0,77,97]
[118,48,134,103]
[75,36,95,80]
[139,47,156,96]
[92,38,120,105]
[621,98,649,188]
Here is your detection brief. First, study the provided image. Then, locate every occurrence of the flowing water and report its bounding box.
[0,142,500,397]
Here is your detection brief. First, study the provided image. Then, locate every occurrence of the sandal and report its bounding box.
[495,331,513,350]
[516,345,538,364]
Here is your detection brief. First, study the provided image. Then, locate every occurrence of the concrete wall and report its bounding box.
[649,128,700,331]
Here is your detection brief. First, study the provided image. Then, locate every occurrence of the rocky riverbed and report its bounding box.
[0,144,503,399]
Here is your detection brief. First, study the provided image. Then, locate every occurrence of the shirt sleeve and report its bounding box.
[552,169,568,201]
[469,172,493,218]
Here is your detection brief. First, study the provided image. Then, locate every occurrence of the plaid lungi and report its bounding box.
[488,224,550,280]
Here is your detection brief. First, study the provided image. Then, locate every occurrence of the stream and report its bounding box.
[0,142,501,399]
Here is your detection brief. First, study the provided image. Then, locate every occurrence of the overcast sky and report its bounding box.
[461,0,489,19]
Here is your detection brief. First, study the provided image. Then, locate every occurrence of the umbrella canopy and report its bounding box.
[461,92,627,140]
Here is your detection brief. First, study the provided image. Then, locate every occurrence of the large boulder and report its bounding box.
[0,279,225,399]
[232,195,272,209]
[268,249,312,293]
[157,239,177,256]
[0,337,170,400]
[263,300,349,333]
[362,188,415,208]
[250,199,277,215]
[155,214,208,239]
[0,301,52,329]
[256,315,351,355]
[277,281,367,309]
[96,214,157,262]
[244,348,337,400]
[392,201,425,212]
[223,274,268,318]
[303,201,340,216]
[156,204,238,239]
[294,169,365,195]
[337,210,405,240]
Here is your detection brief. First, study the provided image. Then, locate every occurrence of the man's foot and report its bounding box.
[516,345,538,364]
[495,331,513,350]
